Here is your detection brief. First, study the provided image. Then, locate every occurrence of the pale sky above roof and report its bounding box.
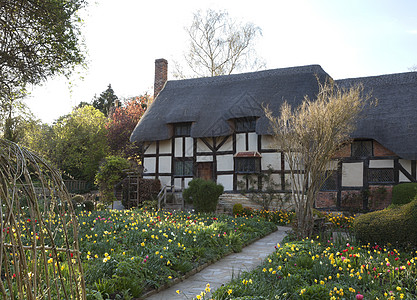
[27,0,417,124]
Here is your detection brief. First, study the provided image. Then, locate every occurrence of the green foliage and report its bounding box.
[52,106,109,183]
[95,156,130,204]
[354,198,417,247]
[0,0,86,99]
[233,203,243,216]
[392,183,417,205]
[92,84,118,117]
[183,178,224,213]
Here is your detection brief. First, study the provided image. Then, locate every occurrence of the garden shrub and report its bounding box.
[183,178,224,213]
[83,200,95,211]
[233,203,243,216]
[353,198,417,246]
[392,182,417,205]
[95,155,130,204]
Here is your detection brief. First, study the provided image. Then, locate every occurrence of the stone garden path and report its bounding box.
[144,226,290,300]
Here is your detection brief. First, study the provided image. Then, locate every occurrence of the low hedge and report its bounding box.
[392,182,417,205]
[353,198,417,247]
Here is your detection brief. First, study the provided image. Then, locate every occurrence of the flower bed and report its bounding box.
[77,209,277,298]
[212,237,417,299]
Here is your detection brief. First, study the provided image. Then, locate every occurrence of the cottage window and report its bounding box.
[235,157,260,174]
[351,140,373,157]
[320,171,338,191]
[174,159,193,176]
[235,117,257,132]
[174,123,191,137]
[368,168,394,183]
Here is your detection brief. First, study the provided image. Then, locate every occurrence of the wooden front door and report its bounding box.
[197,162,213,181]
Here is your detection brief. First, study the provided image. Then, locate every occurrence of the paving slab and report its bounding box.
[145,226,290,300]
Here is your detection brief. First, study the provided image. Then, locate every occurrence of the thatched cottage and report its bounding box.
[130,59,417,210]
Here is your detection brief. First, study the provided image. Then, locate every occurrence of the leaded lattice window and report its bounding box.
[352,140,373,157]
[235,158,260,174]
[320,171,338,191]
[174,159,193,176]
[368,168,394,183]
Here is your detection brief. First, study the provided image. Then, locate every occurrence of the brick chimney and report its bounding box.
[154,58,168,99]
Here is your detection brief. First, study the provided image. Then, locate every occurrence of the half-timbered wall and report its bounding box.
[316,140,417,210]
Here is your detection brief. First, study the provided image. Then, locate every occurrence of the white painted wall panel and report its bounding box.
[143,176,154,180]
[143,157,156,173]
[184,178,193,189]
[185,137,193,157]
[174,178,182,190]
[158,156,171,173]
[369,160,394,168]
[217,175,233,191]
[342,162,363,187]
[144,142,156,155]
[159,140,171,154]
[197,139,212,152]
[196,156,213,162]
[400,171,411,183]
[399,159,412,173]
[248,133,258,151]
[236,133,246,152]
[217,155,234,171]
[159,176,171,187]
[218,136,233,151]
[175,138,183,157]
[261,152,281,171]
[261,135,274,150]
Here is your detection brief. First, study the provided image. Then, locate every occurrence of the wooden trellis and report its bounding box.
[0,140,86,300]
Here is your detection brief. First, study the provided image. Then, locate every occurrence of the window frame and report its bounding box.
[173,158,193,177]
[235,117,257,133]
[174,122,192,137]
[319,170,338,191]
[235,157,261,174]
[368,168,395,184]
[351,140,373,157]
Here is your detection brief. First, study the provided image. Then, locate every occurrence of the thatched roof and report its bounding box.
[337,72,417,160]
[131,65,329,141]
[130,65,417,160]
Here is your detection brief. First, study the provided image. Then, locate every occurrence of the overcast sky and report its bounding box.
[27,0,417,124]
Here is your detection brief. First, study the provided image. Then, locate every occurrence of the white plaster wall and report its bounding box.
[174,178,182,190]
[261,152,281,171]
[217,175,233,191]
[143,157,156,173]
[159,176,171,187]
[184,178,193,189]
[369,160,394,168]
[144,142,156,155]
[399,159,412,173]
[326,161,338,170]
[285,174,304,190]
[196,156,213,162]
[248,133,258,151]
[236,133,246,152]
[175,138,183,157]
[158,156,171,173]
[342,162,363,187]
[218,136,233,151]
[266,174,282,190]
[143,176,154,180]
[261,135,280,150]
[400,171,411,183]
[197,139,212,152]
[185,137,193,157]
[159,140,171,154]
[217,155,234,171]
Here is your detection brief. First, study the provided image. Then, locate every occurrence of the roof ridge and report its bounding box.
[167,64,327,88]
[336,71,417,86]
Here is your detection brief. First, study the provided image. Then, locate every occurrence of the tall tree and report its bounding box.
[0,0,87,99]
[52,105,108,183]
[265,79,371,238]
[106,94,150,159]
[175,9,265,78]
[92,84,118,117]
